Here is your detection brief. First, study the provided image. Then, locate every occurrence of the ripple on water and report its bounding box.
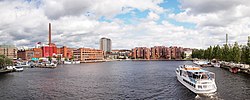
[0,61,249,99]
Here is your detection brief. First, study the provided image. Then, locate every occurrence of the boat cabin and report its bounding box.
[178,65,215,81]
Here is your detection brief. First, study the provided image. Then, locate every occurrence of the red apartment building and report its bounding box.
[57,46,74,59]
[132,47,150,59]
[17,48,43,60]
[33,48,43,58]
[132,46,185,60]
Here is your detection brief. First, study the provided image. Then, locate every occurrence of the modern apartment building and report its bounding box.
[73,48,104,61]
[100,37,111,57]
[0,45,17,59]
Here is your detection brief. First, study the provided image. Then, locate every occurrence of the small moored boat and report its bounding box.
[176,65,217,94]
[13,65,23,72]
[64,61,80,64]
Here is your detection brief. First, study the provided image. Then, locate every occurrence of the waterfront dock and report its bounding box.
[220,62,250,74]
[80,60,111,63]
[35,63,57,68]
[36,65,56,68]
[132,59,192,61]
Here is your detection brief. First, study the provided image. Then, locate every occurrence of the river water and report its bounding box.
[0,61,249,100]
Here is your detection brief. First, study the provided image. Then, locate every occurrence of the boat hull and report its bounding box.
[14,68,23,72]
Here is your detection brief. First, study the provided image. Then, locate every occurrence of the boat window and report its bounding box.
[203,85,207,88]
[187,72,193,77]
[183,71,187,76]
[209,73,215,79]
[193,74,200,79]
[201,74,209,79]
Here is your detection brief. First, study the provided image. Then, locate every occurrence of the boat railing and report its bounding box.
[189,72,215,83]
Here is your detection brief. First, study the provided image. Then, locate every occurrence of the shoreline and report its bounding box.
[131,59,192,61]
[79,59,192,63]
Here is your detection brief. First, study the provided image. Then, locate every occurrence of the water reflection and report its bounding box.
[0,61,249,99]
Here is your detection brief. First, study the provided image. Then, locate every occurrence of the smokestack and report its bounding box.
[49,23,51,45]
[226,33,228,45]
[248,36,250,46]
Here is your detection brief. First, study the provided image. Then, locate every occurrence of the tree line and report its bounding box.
[0,55,13,69]
[192,42,250,64]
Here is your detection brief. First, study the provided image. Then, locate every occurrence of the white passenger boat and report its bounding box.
[176,65,217,94]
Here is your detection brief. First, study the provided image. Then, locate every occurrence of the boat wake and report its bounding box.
[195,92,223,100]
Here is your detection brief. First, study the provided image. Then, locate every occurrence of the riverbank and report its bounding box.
[194,59,250,75]
[79,59,193,63]
[132,59,193,61]
[219,62,250,74]
[0,69,13,74]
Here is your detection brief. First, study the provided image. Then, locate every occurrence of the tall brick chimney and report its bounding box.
[49,23,51,45]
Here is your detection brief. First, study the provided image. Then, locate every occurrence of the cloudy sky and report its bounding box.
[0,0,249,49]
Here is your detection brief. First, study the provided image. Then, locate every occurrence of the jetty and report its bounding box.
[220,62,250,74]
[35,63,57,68]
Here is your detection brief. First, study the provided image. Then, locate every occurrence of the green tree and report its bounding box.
[0,55,13,68]
[5,58,13,66]
[212,45,221,60]
[203,49,209,60]
[48,56,52,63]
[207,46,213,60]
[222,44,230,61]
[192,49,204,59]
[241,45,249,64]
[0,56,4,68]
[247,36,250,47]
[232,42,241,63]
[181,52,186,59]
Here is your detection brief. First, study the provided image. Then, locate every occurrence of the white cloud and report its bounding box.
[0,0,249,50]
[168,0,250,48]
[42,0,164,19]
[147,11,160,20]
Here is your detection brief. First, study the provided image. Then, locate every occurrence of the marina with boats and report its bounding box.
[192,59,250,75]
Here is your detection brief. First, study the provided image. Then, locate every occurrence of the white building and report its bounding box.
[100,37,112,57]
